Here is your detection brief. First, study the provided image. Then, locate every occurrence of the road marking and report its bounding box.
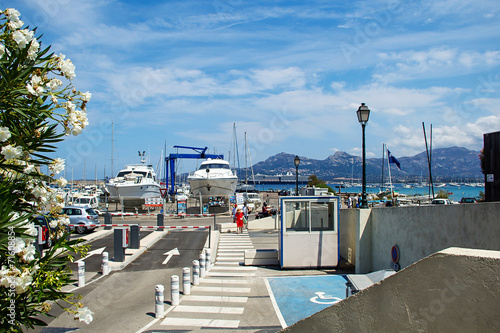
[194,286,251,293]
[217,252,245,256]
[173,305,245,314]
[215,261,242,265]
[218,245,254,249]
[182,295,248,303]
[207,271,256,277]
[76,246,106,262]
[212,266,257,271]
[162,247,180,265]
[161,318,240,328]
[217,249,247,252]
[201,278,251,284]
[219,240,253,244]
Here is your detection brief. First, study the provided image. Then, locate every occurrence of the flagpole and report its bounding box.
[387,146,394,202]
[381,143,385,193]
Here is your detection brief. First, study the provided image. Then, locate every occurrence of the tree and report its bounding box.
[308,175,334,193]
[0,8,93,331]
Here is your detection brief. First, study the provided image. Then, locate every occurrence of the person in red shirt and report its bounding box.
[235,208,244,234]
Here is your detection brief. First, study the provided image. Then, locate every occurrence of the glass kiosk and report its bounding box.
[280,196,340,268]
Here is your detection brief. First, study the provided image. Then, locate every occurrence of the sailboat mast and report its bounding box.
[244,132,248,185]
[381,143,385,191]
[111,122,114,178]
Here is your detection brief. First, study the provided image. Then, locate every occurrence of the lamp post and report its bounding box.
[294,155,300,196]
[357,103,371,208]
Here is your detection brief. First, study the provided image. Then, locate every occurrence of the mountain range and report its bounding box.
[244,146,482,183]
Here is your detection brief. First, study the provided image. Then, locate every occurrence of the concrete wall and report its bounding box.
[342,202,500,273]
[339,208,356,265]
[282,247,500,332]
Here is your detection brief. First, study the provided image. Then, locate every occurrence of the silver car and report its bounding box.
[62,206,100,234]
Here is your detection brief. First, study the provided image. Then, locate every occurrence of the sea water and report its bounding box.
[252,183,483,202]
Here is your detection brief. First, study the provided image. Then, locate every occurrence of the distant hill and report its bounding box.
[244,147,482,183]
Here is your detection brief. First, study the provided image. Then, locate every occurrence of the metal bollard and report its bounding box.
[130,225,140,249]
[192,260,200,286]
[105,212,112,230]
[183,267,191,295]
[171,275,179,306]
[78,261,85,287]
[102,252,109,276]
[155,284,164,318]
[157,213,164,228]
[205,248,211,272]
[199,252,206,278]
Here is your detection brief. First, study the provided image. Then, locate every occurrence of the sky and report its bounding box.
[6,0,500,180]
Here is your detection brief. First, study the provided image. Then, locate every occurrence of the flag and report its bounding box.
[388,150,402,170]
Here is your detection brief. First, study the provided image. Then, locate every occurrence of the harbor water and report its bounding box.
[252,183,484,202]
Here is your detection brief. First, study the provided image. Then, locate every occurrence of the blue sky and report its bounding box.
[7,0,500,179]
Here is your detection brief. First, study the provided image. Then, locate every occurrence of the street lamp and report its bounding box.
[294,155,300,196]
[357,103,370,208]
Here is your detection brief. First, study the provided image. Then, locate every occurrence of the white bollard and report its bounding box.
[192,260,200,286]
[171,275,179,306]
[155,284,164,318]
[183,267,191,295]
[78,261,85,287]
[199,252,206,278]
[102,252,110,276]
[205,248,211,272]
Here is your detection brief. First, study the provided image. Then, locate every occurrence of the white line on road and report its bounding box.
[173,305,245,314]
[194,286,251,293]
[161,317,240,328]
[182,295,248,303]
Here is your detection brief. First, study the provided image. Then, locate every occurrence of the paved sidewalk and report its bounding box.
[139,229,283,332]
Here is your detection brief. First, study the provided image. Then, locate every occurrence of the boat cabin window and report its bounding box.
[116,171,148,178]
[199,164,230,170]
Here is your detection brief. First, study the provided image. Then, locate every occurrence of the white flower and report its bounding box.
[56,177,68,187]
[75,307,94,324]
[10,237,25,254]
[14,270,33,294]
[7,19,24,30]
[20,243,36,262]
[47,78,63,91]
[2,144,22,160]
[12,29,34,49]
[0,127,11,142]
[49,219,58,228]
[24,222,38,237]
[26,75,44,96]
[59,216,70,226]
[54,53,76,80]
[49,158,65,174]
[50,93,58,104]
[0,44,5,57]
[64,101,76,113]
[72,125,83,136]
[27,38,39,60]
[81,91,92,102]
[0,265,21,288]
[4,8,21,21]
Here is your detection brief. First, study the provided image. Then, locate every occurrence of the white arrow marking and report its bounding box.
[76,247,106,262]
[162,248,180,265]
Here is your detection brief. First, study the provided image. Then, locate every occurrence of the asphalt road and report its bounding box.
[35,228,209,333]
[70,231,153,272]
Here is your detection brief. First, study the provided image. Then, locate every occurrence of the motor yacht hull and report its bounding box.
[188,177,237,197]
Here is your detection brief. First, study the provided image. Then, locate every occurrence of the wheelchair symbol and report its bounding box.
[310,292,342,305]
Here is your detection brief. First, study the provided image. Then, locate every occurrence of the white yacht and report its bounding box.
[105,157,161,205]
[187,159,238,197]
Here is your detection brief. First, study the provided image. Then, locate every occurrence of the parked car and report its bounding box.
[278,189,290,196]
[33,215,57,248]
[61,206,100,234]
[431,198,452,205]
[460,197,476,203]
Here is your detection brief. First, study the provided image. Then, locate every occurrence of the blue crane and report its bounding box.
[164,146,223,196]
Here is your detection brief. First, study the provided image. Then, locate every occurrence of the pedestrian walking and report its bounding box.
[235,208,244,234]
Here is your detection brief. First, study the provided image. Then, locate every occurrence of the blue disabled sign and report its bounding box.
[266,275,347,327]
